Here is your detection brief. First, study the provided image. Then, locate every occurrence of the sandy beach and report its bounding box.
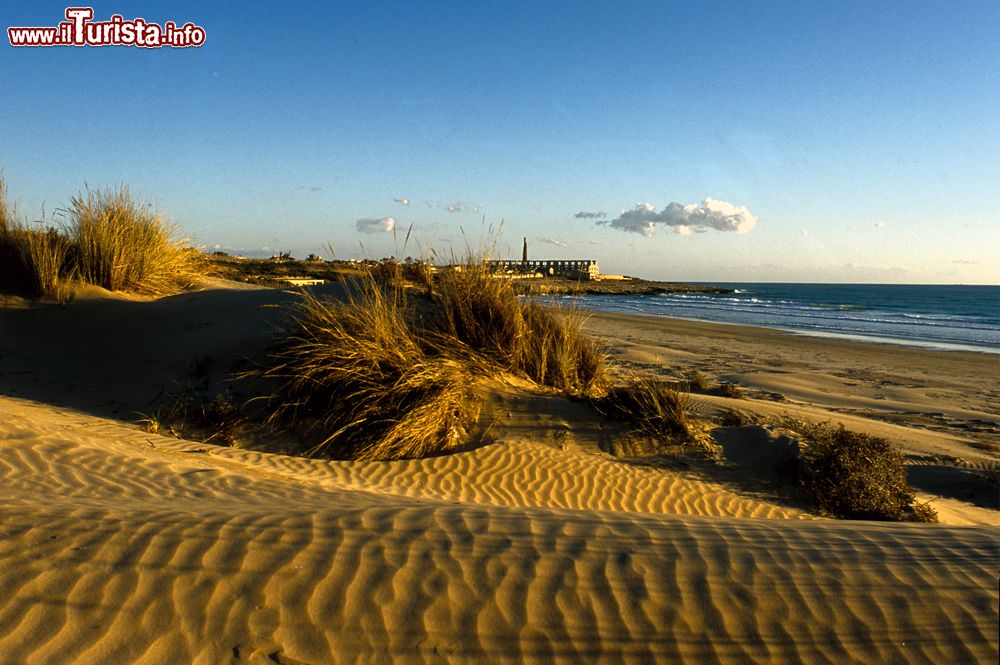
[0,282,996,664]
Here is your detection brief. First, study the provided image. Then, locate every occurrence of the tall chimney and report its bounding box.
[522,237,528,263]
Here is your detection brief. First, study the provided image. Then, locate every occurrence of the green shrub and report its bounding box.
[798,424,937,522]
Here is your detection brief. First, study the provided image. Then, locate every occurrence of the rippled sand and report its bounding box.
[0,397,996,664]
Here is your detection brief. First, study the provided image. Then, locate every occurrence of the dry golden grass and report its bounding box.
[66,185,202,294]
[254,255,608,461]
[435,261,607,395]
[259,284,475,461]
[2,175,204,298]
[594,376,691,436]
[711,382,745,399]
[0,172,11,234]
[0,174,73,299]
[688,370,711,392]
[591,375,719,458]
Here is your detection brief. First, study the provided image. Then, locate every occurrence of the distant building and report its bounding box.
[487,239,600,280]
[279,277,326,286]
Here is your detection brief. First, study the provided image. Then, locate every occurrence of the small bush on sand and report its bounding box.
[711,382,745,399]
[138,389,249,446]
[797,423,937,522]
[688,370,711,392]
[66,185,202,294]
[719,408,757,427]
[686,372,745,399]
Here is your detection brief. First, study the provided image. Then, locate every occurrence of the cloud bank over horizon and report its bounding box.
[356,217,396,233]
[592,198,758,237]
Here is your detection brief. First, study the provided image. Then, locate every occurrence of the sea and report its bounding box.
[560,283,1000,354]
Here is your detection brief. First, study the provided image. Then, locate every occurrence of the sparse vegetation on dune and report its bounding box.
[0,174,203,298]
[253,258,609,461]
[0,224,73,300]
[591,376,719,459]
[594,377,691,436]
[685,369,745,399]
[711,382,745,399]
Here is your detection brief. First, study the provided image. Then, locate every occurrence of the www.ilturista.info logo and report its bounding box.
[8,7,205,48]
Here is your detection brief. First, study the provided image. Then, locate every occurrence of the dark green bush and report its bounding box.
[798,424,936,522]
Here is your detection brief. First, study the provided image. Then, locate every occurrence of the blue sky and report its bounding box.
[2,1,998,283]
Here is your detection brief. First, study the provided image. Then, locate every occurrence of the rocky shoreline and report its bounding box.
[512,278,733,296]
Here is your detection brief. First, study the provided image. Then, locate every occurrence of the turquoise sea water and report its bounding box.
[564,283,1000,353]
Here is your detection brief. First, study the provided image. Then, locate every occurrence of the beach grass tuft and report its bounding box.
[259,283,474,461]
[688,370,711,392]
[435,260,608,395]
[593,377,691,436]
[711,382,745,399]
[0,173,74,299]
[66,185,203,294]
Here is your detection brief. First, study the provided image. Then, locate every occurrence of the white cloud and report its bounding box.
[394,197,410,206]
[356,217,396,233]
[574,211,607,219]
[446,202,462,213]
[599,198,758,237]
[801,228,810,236]
[536,236,568,247]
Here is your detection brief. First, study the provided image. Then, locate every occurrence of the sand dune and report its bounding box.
[0,284,997,663]
[1,399,996,664]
